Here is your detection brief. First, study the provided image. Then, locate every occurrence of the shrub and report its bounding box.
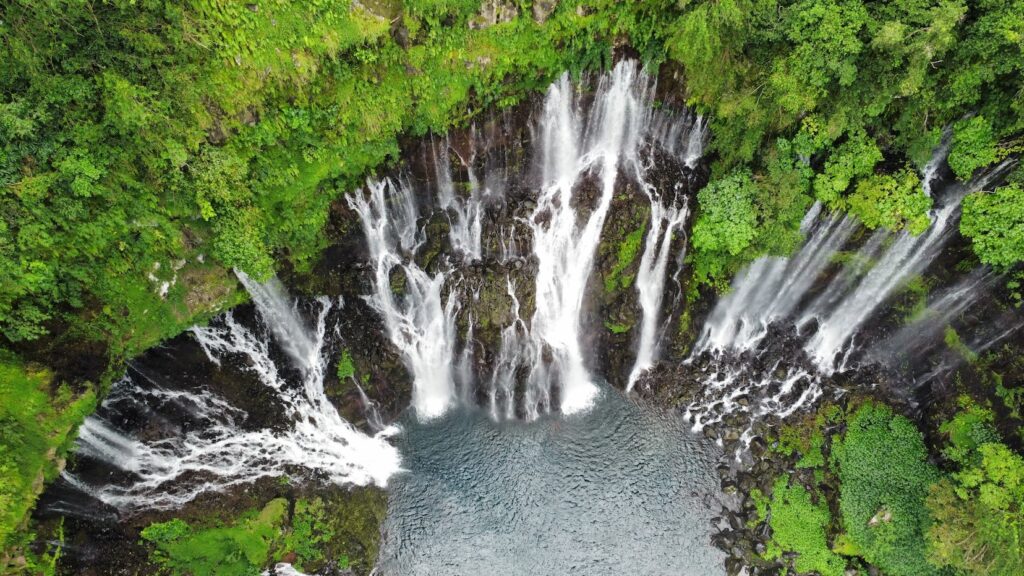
[832,403,939,576]
[960,184,1024,268]
[764,477,847,576]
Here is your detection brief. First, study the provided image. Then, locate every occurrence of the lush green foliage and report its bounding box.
[764,477,847,576]
[949,116,999,181]
[604,224,646,294]
[140,489,387,576]
[0,352,95,557]
[0,0,642,348]
[960,184,1024,268]
[281,498,335,571]
[927,407,1024,575]
[142,498,289,576]
[2,0,1020,345]
[336,349,356,381]
[847,169,932,234]
[669,0,1023,284]
[691,169,759,284]
[832,403,939,576]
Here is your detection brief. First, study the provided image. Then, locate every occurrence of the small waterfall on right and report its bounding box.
[802,159,1015,371]
[684,159,1019,443]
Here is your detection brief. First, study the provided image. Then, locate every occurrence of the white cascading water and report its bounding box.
[803,160,1015,371]
[920,126,953,197]
[683,115,708,169]
[489,277,532,420]
[65,277,401,510]
[627,188,690,390]
[692,202,858,355]
[348,178,459,419]
[685,158,1017,440]
[351,61,703,420]
[431,136,484,261]
[523,60,652,416]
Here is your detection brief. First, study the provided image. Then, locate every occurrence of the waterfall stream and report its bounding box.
[352,60,704,420]
[60,276,401,510]
[684,159,1019,441]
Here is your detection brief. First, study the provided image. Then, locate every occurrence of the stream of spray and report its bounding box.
[348,178,459,419]
[523,60,653,416]
[627,188,689,390]
[802,160,1015,371]
[431,136,483,261]
[920,126,953,197]
[64,276,400,510]
[693,202,858,355]
[685,159,1017,441]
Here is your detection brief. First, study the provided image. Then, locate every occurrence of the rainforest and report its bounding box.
[2,1,1023,575]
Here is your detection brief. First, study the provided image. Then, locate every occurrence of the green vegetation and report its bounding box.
[604,224,646,294]
[960,184,1024,269]
[674,0,1024,283]
[832,403,939,576]
[141,489,386,576]
[753,401,1023,576]
[337,349,357,381]
[604,321,632,335]
[691,169,759,285]
[949,116,999,181]
[281,498,336,571]
[0,352,95,568]
[764,478,846,576]
[4,0,1021,351]
[142,499,289,576]
[927,406,1024,575]
[847,169,932,234]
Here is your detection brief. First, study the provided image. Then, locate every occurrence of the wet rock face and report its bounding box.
[309,74,710,423]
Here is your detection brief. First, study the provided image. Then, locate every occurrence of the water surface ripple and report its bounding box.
[378,386,726,576]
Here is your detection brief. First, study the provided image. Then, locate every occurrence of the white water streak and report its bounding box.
[525,61,652,416]
[628,192,689,390]
[349,178,459,419]
[67,283,400,510]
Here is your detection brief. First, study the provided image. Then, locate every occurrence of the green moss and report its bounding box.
[747,487,769,527]
[141,498,289,576]
[604,225,646,294]
[281,498,333,571]
[139,489,385,576]
[604,321,632,334]
[337,349,357,381]
[944,327,979,365]
[0,352,96,554]
[763,477,847,576]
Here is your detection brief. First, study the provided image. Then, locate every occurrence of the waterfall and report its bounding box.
[920,126,953,197]
[348,178,459,419]
[693,203,858,355]
[683,115,708,169]
[627,191,689,390]
[64,279,400,510]
[489,277,531,420]
[803,160,1015,371]
[347,60,706,419]
[685,158,1017,444]
[236,271,318,370]
[431,136,483,261]
[524,60,654,415]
